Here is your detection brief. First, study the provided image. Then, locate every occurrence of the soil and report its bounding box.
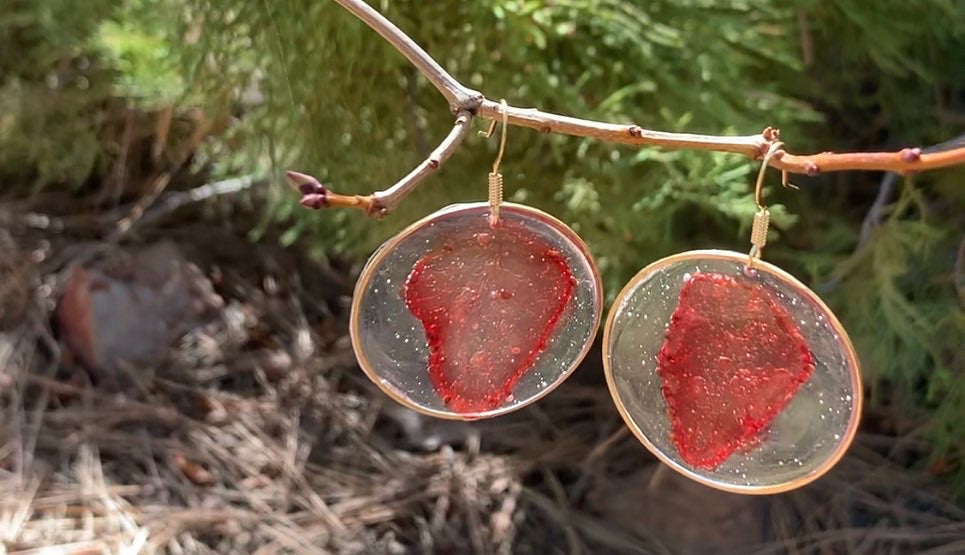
[0,186,962,554]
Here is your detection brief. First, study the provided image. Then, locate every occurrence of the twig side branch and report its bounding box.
[373,111,474,214]
[293,0,965,217]
[333,0,482,113]
[288,111,473,216]
[476,99,767,156]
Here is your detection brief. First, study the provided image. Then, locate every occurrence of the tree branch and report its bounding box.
[287,111,473,216]
[332,0,482,114]
[475,99,768,156]
[293,0,965,217]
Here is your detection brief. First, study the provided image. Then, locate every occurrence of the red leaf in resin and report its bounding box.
[403,220,575,413]
[656,272,814,469]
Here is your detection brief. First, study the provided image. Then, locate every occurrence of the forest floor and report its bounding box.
[1,182,963,554]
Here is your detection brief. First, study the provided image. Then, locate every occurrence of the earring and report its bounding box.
[350,101,603,420]
[603,143,862,494]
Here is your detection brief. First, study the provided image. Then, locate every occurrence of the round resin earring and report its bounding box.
[351,102,603,420]
[603,144,862,494]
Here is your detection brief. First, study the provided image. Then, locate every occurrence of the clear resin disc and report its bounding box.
[351,202,602,420]
[603,250,861,493]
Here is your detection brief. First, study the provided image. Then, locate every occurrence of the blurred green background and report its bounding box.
[2,0,963,490]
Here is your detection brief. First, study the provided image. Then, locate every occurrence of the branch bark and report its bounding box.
[294,0,965,216]
[288,111,473,216]
[332,0,482,113]
[373,110,473,213]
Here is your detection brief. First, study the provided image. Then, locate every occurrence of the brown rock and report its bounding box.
[55,242,223,388]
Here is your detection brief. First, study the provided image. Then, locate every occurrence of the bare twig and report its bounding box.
[107,175,258,238]
[477,99,768,156]
[332,0,482,114]
[113,110,213,236]
[292,0,965,217]
[860,174,898,244]
[287,110,473,216]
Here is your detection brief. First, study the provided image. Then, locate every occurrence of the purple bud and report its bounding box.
[899,148,922,163]
[285,170,325,194]
[299,193,328,209]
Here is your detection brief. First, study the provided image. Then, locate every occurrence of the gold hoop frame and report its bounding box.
[350,202,604,420]
[602,249,862,494]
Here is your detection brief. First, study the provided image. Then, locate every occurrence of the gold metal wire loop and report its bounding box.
[753,141,785,211]
[749,209,770,260]
[747,141,786,267]
[482,99,509,225]
[487,172,503,223]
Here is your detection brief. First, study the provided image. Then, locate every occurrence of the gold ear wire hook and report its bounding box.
[480,120,497,139]
[748,141,785,267]
[753,141,784,210]
[486,99,509,226]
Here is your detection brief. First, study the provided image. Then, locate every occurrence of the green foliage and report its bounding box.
[95,18,184,104]
[146,0,824,280]
[821,180,965,486]
[0,0,121,187]
[1,0,963,485]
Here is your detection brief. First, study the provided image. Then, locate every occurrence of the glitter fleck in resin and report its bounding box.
[656,271,814,469]
[403,219,576,413]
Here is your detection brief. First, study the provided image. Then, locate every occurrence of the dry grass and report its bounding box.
[0,193,962,554]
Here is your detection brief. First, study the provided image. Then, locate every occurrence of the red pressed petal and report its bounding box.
[656,271,814,469]
[403,219,575,413]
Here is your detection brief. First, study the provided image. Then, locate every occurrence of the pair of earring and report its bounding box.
[348,106,861,494]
